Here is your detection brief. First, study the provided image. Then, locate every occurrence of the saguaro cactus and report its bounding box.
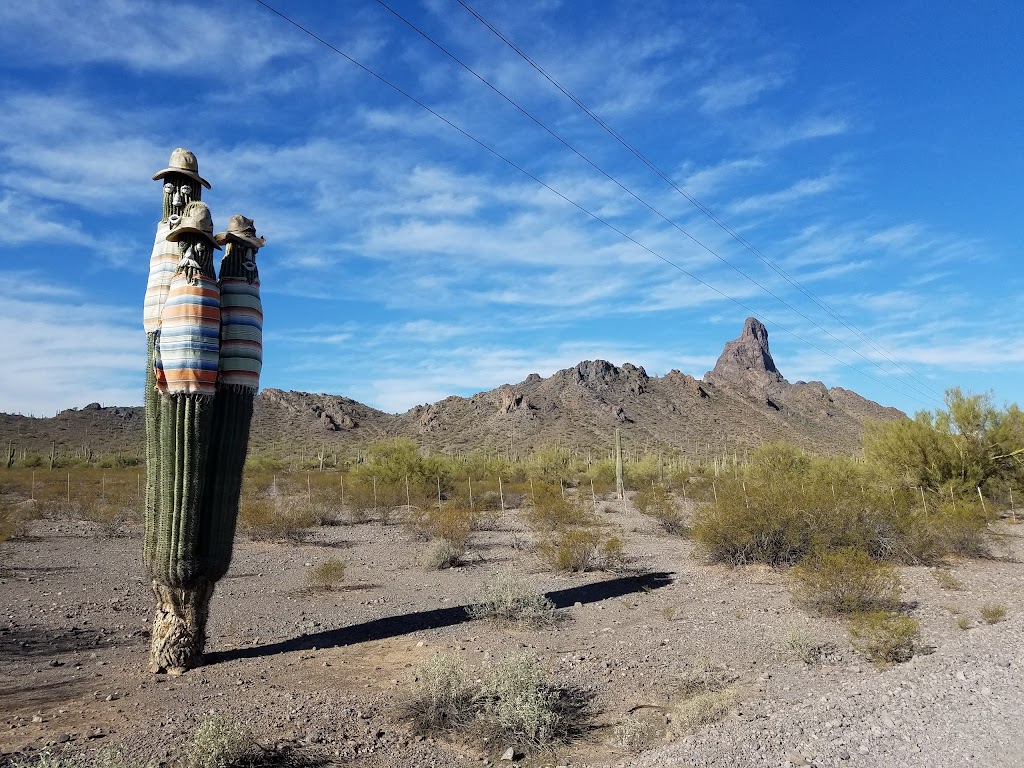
[142,150,265,674]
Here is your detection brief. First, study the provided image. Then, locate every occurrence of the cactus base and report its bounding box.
[148,579,215,674]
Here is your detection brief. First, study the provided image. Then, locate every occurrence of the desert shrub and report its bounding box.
[422,538,466,570]
[407,504,476,547]
[525,483,589,531]
[536,527,602,572]
[469,571,556,628]
[792,547,902,615]
[0,500,36,542]
[477,652,561,746]
[610,714,655,751]
[980,602,1007,624]
[623,454,663,490]
[476,489,503,511]
[692,444,990,566]
[186,714,262,768]
[405,652,475,732]
[633,484,688,535]
[239,493,316,542]
[525,444,577,485]
[305,558,346,590]
[601,534,626,569]
[849,611,920,666]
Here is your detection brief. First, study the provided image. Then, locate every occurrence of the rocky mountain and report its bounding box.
[0,318,904,462]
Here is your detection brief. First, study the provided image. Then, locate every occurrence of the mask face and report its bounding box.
[162,174,201,220]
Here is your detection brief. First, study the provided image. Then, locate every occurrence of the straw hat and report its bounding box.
[214,214,266,249]
[165,201,221,249]
[152,148,211,189]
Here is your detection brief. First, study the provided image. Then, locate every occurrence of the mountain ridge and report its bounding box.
[0,318,904,461]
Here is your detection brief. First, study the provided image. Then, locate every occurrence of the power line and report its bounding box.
[453,0,944,403]
[251,0,937,409]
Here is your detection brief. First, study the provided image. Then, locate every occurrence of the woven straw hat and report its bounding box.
[214,214,266,249]
[152,148,211,189]
[165,201,221,249]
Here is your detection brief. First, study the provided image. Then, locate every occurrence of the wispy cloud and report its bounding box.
[698,72,787,113]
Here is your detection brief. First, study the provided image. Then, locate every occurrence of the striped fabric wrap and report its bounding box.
[154,271,221,396]
[142,221,180,333]
[217,277,263,392]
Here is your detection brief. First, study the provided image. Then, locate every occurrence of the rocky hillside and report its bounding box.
[0,318,903,462]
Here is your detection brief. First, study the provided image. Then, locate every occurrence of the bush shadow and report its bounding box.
[206,571,674,665]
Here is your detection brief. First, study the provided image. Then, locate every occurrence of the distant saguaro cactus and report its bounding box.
[142,150,266,673]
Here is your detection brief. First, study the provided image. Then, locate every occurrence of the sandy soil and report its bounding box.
[1,500,1022,768]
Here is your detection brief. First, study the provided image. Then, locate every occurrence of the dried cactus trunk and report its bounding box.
[148,579,214,673]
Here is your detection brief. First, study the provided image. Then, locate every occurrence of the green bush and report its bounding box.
[633,484,688,535]
[849,611,920,666]
[792,547,902,615]
[692,443,990,566]
[525,483,589,531]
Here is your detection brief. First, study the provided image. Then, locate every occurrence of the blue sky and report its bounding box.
[1,1,1021,419]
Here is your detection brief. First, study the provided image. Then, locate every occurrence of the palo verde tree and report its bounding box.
[864,387,1024,498]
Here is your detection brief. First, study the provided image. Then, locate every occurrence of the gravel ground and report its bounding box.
[1,502,1021,768]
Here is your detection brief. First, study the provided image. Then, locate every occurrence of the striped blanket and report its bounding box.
[154,272,221,396]
[217,277,263,392]
[142,221,180,333]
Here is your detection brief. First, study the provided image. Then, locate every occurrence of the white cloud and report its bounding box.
[698,72,787,113]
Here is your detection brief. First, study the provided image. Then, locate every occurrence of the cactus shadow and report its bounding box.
[205,571,673,665]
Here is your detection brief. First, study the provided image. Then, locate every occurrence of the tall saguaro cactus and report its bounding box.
[142,149,265,673]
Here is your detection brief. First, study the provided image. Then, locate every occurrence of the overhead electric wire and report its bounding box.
[251,0,937,410]
[454,0,944,403]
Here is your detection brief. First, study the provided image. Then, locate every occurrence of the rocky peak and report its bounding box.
[704,317,786,393]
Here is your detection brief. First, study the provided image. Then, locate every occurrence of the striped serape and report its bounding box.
[217,277,263,392]
[154,272,221,396]
[142,221,180,333]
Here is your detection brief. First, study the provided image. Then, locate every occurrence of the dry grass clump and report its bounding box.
[422,538,467,570]
[932,568,964,590]
[849,611,920,666]
[980,602,1007,624]
[792,547,902,615]
[668,661,737,734]
[610,714,655,751]
[305,557,347,590]
[782,626,837,665]
[404,652,475,733]
[468,571,557,628]
[535,529,625,573]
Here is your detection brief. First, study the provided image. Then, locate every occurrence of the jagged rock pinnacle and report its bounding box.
[704,317,786,392]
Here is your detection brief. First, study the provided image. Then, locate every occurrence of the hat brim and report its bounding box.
[152,167,212,189]
[165,226,222,249]
[214,231,266,249]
